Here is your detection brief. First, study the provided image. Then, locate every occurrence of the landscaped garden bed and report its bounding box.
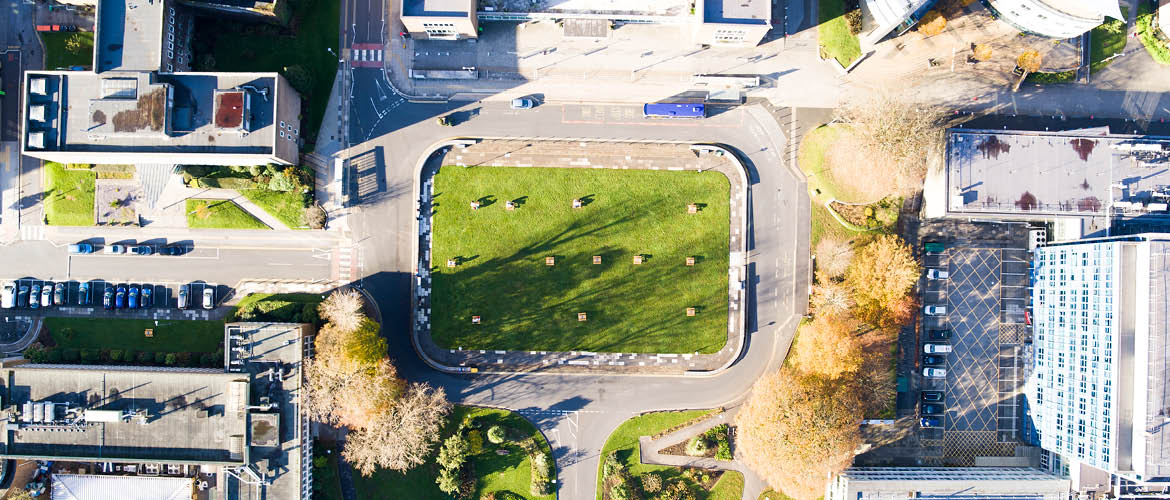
[429,167,731,354]
[43,162,95,226]
[26,317,224,367]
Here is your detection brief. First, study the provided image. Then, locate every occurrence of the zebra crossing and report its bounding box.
[20,224,43,241]
[350,43,384,68]
[334,245,362,283]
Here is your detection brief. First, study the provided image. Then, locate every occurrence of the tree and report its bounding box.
[342,382,452,475]
[306,204,327,229]
[811,282,854,317]
[815,238,853,279]
[844,235,919,325]
[268,170,297,191]
[437,433,471,470]
[916,10,946,36]
[436,466,460,495]
[972,43,993,61]
[486,425,506,444]
[1017,49,1043,72]
[642,473,663,493]
[834,95,945,193]
[791,316,864,378]
[305,317,401,429]
[319,289,365,333]
[736,370,862,500]
[282,65,314,96]
[65,33,86,55]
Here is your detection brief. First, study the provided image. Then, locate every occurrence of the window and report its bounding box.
[167,63,173,72]
[167,50,173,58]
[280,131,286,138]
[280,120,286,128]
[169,7,175,14]
[169,33,174,42]
[168,42,174,50]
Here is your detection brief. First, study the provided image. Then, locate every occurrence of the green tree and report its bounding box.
[436,433,471,470]
[282,65,314,96]
[65,33,86,54]
[436,466,460,495]
[486,425,506,444]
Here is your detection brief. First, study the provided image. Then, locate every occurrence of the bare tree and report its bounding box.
[343,383,452,475]
[319,289,366,333]
[305,355,405,429]
[834,94,946,194]
[814,238,853,279]
[810,282,854,318]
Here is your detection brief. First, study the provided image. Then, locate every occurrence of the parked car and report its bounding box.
[1,282,14,308]
[128,286,139,309]
[924,343,953,354]
[103,286,114,310]
[922,367,946,378]
[510,97,534,109]
[131,245,154,256]
[67,243,94,254]
[17,285,29,308]
[924,242,946,255]
[41,283,53,307]
[202,286,215,310]
[922,354,945,366]
[924,305,947,316]
[159,245,185,256]
[921,403,944,416]
[920,416,942,428]
[104,244,126,254]
[29,284,41,309]
[921,390,945,403]
[178,284,189,309]
[927,269,949,280]
[141,286,153,308]
[928,330,951,341]
[78,282,90,305]
[54,283,65,305]
[115,286,126,309]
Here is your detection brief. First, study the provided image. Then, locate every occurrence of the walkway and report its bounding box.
[155,186,291,230]
[636,406,768,500]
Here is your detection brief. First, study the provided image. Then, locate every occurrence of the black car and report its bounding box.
[159,245,185,256]
[922,354,945,367]
[921,403,945,416]
[921,390,945,403]
[131,245,154,255]
[929,330,952,341]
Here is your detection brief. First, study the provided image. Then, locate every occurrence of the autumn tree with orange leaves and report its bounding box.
[845,234,920,326]
[790,315,864,379]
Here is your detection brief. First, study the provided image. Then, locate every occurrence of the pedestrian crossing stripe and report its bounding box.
[20,225,43,241]
[352,49,384,62]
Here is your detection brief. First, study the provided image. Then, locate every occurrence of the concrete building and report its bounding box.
[401,0,478,40]
[21,0,301,167]
[980,0,1124,39]
[825,467,1071,500]
[1027,235,1170,486]
[693,0,771,46]
[858,0,935,45]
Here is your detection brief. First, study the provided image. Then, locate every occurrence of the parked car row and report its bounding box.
[1,280,216,311]
[2,281,70,309]
[919,391,947,427]
[68,242,188,256]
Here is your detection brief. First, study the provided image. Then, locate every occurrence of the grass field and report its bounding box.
[39,32,94,70]
[43,162,95,226]
[1089,7,1129,73]
[817,0,861,68]
[186,199,269,229]
[45,317,223,353]
[231,293,323,325]
[708,471,745,500]
[430,167,731,354]
[351,406,555,500]
[758,490,796,500]
[241,189,307,229]
[596,409,727,500]
[195,0,338,145]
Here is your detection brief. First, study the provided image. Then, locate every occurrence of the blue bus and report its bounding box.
[643,103,705,119]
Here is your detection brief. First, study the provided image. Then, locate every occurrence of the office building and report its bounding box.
[825,467,1071,500]
[980,0,1123,39]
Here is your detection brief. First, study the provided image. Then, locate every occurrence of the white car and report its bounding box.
[202,286,215,310]
[510,98,534,109]
[1,282,14,309]
[104,244,127,254]
[927,269,949,280]
[924,305,947,316]
[923,367,947,378]
[924,343,953,354]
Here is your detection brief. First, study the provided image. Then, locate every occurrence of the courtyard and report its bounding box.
[428,165,731,354]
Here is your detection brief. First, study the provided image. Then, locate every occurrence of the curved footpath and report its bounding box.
[347,101,810,500]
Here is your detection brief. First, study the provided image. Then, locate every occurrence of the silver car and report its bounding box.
[1,282,14,309]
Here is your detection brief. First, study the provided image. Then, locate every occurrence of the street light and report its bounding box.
[326,47,337,58]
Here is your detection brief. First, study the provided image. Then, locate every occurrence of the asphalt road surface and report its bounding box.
[346,99,811,499]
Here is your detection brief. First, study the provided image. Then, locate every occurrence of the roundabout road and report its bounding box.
[347,99,810,500]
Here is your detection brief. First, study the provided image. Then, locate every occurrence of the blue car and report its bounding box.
[29,284,41,309]
[920,417,942,428]
[115,286,126,309]
[128,286,139,309]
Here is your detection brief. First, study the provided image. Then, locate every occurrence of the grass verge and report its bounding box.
[240,189,307,229]
[186,199,270,229]
[1025,70,1077,84]
[817,0,862,68]
[708,471,745,500]
[43,162,95,226]
[758,490,796,500]
[596,409,716,498]
[231,293,323,326]
[43,317,223,355]
[39,32,93,69]
[1137,2,1170,65]
[1089,7,1129,73]
[430,167,730,354]
[350,406,555,500]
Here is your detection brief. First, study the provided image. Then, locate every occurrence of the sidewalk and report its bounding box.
[155,183,291,230]
[43,224,343,248]
[636,407,768,500]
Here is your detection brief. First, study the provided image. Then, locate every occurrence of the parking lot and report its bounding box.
[4,278,226,320]
[920,239,1031,465]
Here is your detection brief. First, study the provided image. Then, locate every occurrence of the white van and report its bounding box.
[923,367,947,378]
[924,343,952,354]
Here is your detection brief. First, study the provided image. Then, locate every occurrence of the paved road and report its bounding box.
[345,99,810,499]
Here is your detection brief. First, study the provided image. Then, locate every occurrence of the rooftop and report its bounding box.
[51,474,192,500]
[403,0,473,16]
[703,0,769,24]
[1143,240,1170,478]
[0,366,248,464]
[946,128,1170,217]
[478,0,690,16]
[97,0,165,73]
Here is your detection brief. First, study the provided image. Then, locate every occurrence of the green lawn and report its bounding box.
[186,199,270,229]
[1089,7,1129,73]
[595,409,727,500]
[241,189,307,229]
[430,167,730,354]
[817,0,861,68]
[1136,2,1170,65]
[709,471,745,500]
[312,443,344,500]
[39,32,94,70]
[231,293,323,325]
[44,317,223,353]
[798,124,865,202]
[351,406,555,500]
[759,490,797,500]
[195,0,339,144]
[43,162,95,226]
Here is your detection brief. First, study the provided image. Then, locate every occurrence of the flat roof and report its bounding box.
[24,71,277,155]
[703,0,770,24]
[97,0,164,72]
[946,128,1170,217]
[0,366,248,464]
[214,90,245,129]
[403,0,473,17]
[51,474,192,500]
[1144,240,1170,477]
[481,0,690,16]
